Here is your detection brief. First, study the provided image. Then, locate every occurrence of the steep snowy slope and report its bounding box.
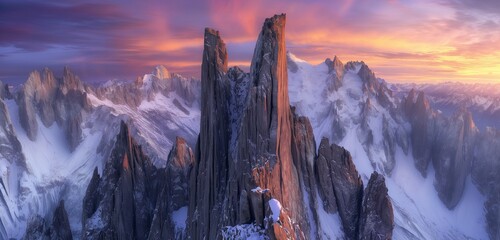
[287,53,489,239]
[4,99,104,238]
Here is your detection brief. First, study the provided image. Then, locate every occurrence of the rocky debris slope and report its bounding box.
[23,200,73,240]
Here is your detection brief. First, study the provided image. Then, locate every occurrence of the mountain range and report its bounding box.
[0,14,498,240]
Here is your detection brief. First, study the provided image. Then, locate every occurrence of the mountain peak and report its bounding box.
[325,55,344,73]
[152,65,170,80]
[204,27,220,37]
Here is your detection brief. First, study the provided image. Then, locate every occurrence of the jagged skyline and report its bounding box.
[1,0,499,84]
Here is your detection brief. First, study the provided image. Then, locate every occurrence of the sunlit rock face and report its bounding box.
[16,67,89,150]
[188,14,309,239]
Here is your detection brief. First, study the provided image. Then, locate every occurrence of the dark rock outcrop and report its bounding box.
[81,121,158,240]
[23,200,73,240]
[51,201,73,240]
[23,215,48,240]
[402,90,432,176]
[359,172,394,240]
[432,109,478,209]
[291,108,316,201]
[165,137,194,210]
[291,109,327,238]
[0,81,12,100]
[82,122,194,240]
[81,167,101,229]
[315,138,364,239]
[187,27,230,240]
[148,136,193,240]
[17,71,40,141]
[381,114,396,174]
[485,188,500,240]
[471,127,500,239]
[403,89,481,210]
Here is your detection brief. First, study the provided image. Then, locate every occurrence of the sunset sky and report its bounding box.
[1,0,499,84]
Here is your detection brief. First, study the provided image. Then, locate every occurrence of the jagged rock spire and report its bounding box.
[359,172,394,240]
[316,137,364,239]
[81,121,158,240]
[188,27,231,239]
[250,13,290,154]
[188,14,309,239]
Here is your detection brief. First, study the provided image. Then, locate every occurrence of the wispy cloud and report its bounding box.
[0,0,499,83]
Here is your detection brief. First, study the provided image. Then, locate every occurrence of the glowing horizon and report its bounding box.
[1,0,499,84]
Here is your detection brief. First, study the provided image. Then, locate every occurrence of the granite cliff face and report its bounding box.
[188,14,309,239]
[316,138,363,239]
[16,67,89,150]
[359,172,394,240]
[186,14,393,240]
[402,90,479,209]
[402,89,432,177]
[81,121,158,239]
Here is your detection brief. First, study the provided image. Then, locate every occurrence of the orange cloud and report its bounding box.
[2,0,500,84]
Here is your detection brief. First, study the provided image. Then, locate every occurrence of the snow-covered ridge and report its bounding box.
[287,52,490,239]
[392,82,500,129]
[0,66,201,239]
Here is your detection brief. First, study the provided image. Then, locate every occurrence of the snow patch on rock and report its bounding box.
[268,198,282,223]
